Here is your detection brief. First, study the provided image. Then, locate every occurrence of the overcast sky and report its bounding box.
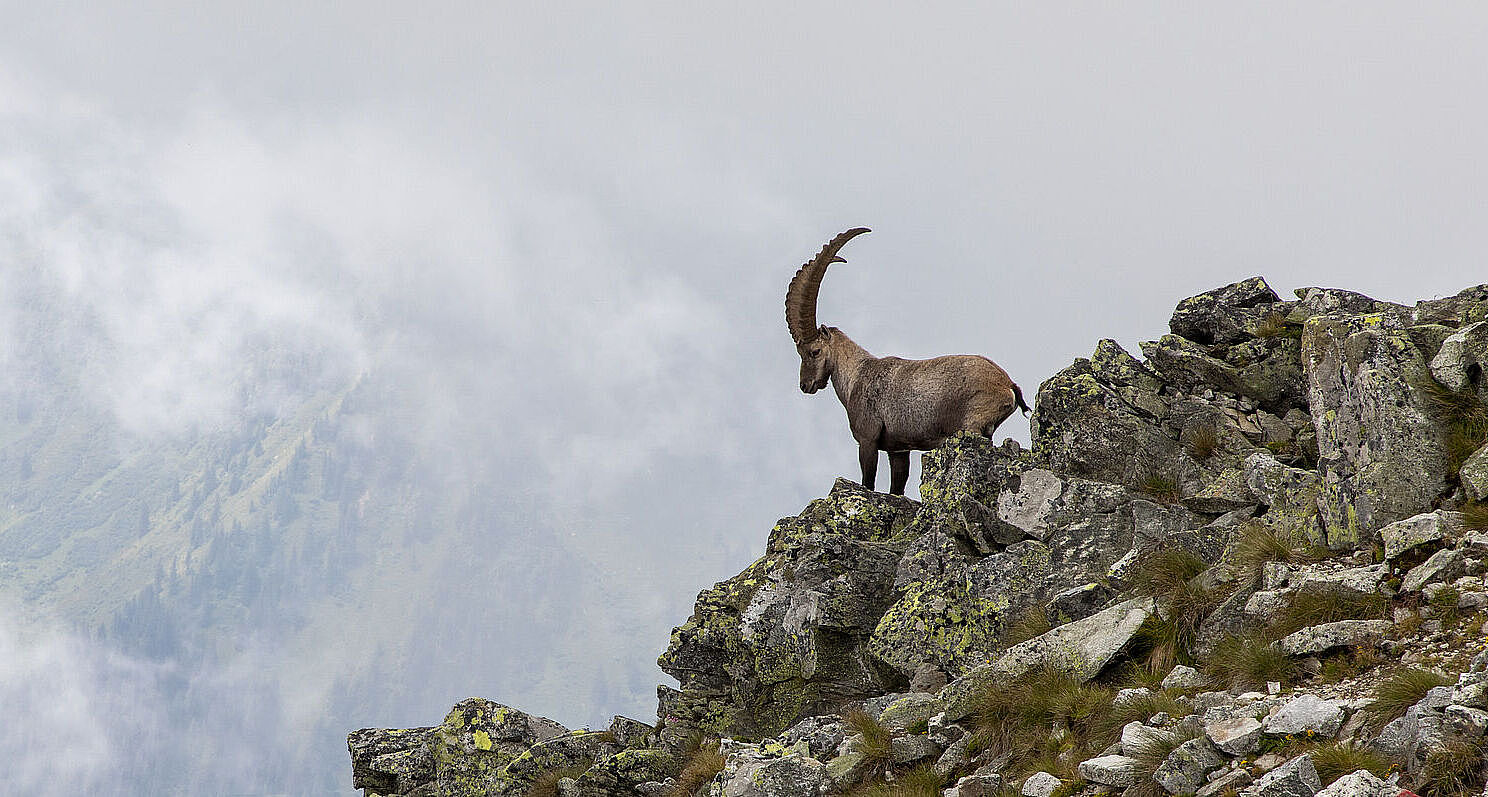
[4,3,1488,794]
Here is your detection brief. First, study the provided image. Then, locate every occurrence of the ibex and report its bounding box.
[785,227,1029,496]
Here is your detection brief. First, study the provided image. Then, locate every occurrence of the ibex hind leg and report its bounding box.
[888,451,910,496]
[858,441,879,492]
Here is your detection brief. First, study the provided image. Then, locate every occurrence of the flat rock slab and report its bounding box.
[1263,694,1345,738]
[1250,755,1321,797]
[940,598,1154,721]
[1279,620,1392,656]
[1077,754,1143,788]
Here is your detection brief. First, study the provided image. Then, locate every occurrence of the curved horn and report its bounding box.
[785,227,871,345]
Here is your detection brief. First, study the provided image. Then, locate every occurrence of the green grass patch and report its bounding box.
[1309,741,1393,786]
[1270,590,1389,637]
[1138,472,1182,504]
[1202,633,1297,691]
[969,668,1115,781]
[1231,522,1310,576]
[843,709,894,766]
[1419,739,1487,797]
[1129,548,1222,666]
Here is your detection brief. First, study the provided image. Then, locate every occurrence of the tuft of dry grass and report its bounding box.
[1414,375,1488,478]
[669,739,725,797]
[1002,604,1053,649]
[970,668,1115,781]
[1464,502,1488,532]
[1138,473,1183,504]
[849,765,946,797]
[843,709,894,766]
[1418,738,1488,797]
[1185,424,1220,461]
[1130,548,1221,666]
[1270,590,1389,637]
[1254,312,1301,339]
[1231,522,1310,576]
[526,760,596,797]
[1367,668,1455,726]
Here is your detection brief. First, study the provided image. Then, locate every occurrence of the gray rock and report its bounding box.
[933,735,971,779]
[944,774,1006,797]
[719,751,825,797]
[1248,754,1321,797]
[1048,582,1117,624]
[891,734,941,765]
[1278,620,1392,656]
[1121,721,1171,756]
[1401,548,1466,593]
[1206,716,1263,755]
[1380,511,1457,562]
[1163,665,1211,692]
[1153,738,1226,795]
[1313,769,1395,797]
[941,598,1155,721]
[348,726,437,795]
[1142,333,1306,413]
[1243,452,1323,543]
[781,715,846,761]
[606,716,653,748]
[1303,312,1450,546]
[998,469,1066,542]
[1261,562,1292,591]
[1076,754,1143,788]
[659,479,919,738]
[1262,694,1345,738]
[1428,320,1488,395]
[1022,771,1063,797]
[1198,768,1254,797]
[1169,277,1283,346]
[1244,590,1293,625]
[1186,467,1259,513]
[1461,443,1488,503]
[1114,688,1156,710]
[1444,704,1488,738]
[879,693,943,734]
[1294,565,1386,599]
[1032,340,1190,493]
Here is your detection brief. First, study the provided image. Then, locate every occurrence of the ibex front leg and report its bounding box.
[858,440,879,492]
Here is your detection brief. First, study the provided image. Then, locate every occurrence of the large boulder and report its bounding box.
[1302,311,1451,546]
[428,699,569,797]
[871,470,1185,679]
[940,598,1155,721]
[1032,340,1189,492]
[1168,277,1283,346]
[1428,320,1488,398]
[1142,334,1306,413]
[658,479,918,737]
[349,726,437,795]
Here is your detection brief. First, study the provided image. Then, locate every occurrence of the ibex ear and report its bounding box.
[818,325,831,340]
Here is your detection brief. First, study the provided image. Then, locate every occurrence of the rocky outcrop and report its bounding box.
[350,279,1488,797]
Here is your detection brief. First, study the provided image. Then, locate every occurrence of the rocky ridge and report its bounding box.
[350,279,1488,797]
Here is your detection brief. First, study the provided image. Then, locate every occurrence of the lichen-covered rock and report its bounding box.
[1278,620,1392,656]
[1303,312,1451,546]
[1168,277,1283,346]
[579,748,678,795]
[1293,565,1386,599]
[349,726,437,795]
[502,730,613,790]
[915,434,1033,553]
[940,598,1154,721]
[871,472,1165,679]
[1459,442,1488,503]
[944,773,1006,797]
[1243,451,1324,544]
[658,479,919,737]
[1380,511,1459,563]
[1205,716,1263,755]
[1021,771,1063,797]
[1032,340,1188,492]
[715,750,824,797]
[877,693,942,734]
[1186,466,1258,513]
[1313,769,1395,797]
[1400,548,1465,593]
[1162,665,1211,692]
[428,699,569,797]
[1428,320,1488,397]
[1143,333,1305,413]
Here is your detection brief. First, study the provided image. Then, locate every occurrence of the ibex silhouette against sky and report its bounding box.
[785,228,1029,496]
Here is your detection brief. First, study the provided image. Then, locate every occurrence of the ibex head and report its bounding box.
[785,227,871,394]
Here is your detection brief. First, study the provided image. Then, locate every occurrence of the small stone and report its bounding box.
[1163,665,1211,692]
[1205,716,1263,755]
[945,774,1006,797]
[1380,512,1454,562]
[1263,694,1344,737]
[1402,548,1466,593]
[891,735,941,765]
[1196,768,1253,797]
[1121,721,1169,756]
[1077,755,1143,788]
[1022,772,1063,797]
[1313,770,1394,797]
[1268,682,1282,695]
